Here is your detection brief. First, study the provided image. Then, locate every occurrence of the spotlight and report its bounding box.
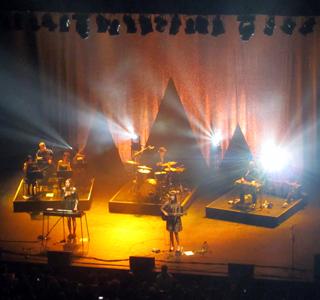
[238,15,255,41]
[281,17,296,35]
[259,142,291,173]
[154,15,168,32]
[13,12,24,30]
[59,14,70,32]
[109,19,120,35]
[96,14,110,33]
[264,16,275,36]
[211,129,222,147]
[169,14,181,35]
[185,18,196,34]
[299,17,316,36]
[195,15,209,34]
[139,15,153,35]
[123,14,137,33]
[212,15,225,37]
[41,13,57,32]
[72,14,89,39]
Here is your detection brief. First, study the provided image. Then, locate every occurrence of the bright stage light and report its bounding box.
[259,142,291,172]
[211,129,222,147]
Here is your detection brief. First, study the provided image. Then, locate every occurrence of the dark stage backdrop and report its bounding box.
[1,15,320,174]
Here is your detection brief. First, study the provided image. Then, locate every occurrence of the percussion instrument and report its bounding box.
[139,178,158,199]
[126,160,138,165]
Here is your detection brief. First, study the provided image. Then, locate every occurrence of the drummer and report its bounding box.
[156,147,168,171]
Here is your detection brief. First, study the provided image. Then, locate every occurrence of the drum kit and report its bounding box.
[125,160,186,201]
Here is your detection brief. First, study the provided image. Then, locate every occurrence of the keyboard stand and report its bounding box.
[41,210,90,251]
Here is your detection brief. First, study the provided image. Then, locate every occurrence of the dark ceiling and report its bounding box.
[0,0,320,16]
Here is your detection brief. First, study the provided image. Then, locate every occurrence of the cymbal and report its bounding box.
[138,169,151,174]
[155,171,167,175]
[138,165,152,170]
[159,161,177,167]
[164,167,186,173]
[126,160,138,165]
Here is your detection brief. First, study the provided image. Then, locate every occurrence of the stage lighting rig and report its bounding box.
[139,15,153,35]
[238,15,255,41]
[263,16,275,36]
[26,12,40,31]
[211,129,222,147]
[154,15,168,32]
[211,15,225,37]
[299,17,316,36]
[41,13,57,32]
[169,14,181,35]
[195,15,209,34]
[0,13,12,31]
[72,14,89,39]
[123,14,137,33]
[185,18,196,34]
[109,19,120,35]
[259,142,291,173]
[96,14,110,33]
[59,14,70,32]
[281,17,296,35]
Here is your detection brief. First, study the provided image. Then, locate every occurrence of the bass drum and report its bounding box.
[139,178,158,201]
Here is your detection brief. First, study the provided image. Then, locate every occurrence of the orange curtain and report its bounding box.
[33,14,319,170]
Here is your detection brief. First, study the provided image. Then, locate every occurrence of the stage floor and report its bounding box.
[1,173,320,281]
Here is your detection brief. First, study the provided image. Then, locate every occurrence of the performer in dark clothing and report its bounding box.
[23,155,39,196]
[161,192,184,252]
[63,179,79,240]
[57,152,72,191]
[36,142,54,165]
[240,160,261,205]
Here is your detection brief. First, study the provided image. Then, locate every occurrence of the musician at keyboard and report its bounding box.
[161,191,185,252]
[36,141,54,166]
[237,160,262,206]
[62,179,79,240]
[23,155,40,196]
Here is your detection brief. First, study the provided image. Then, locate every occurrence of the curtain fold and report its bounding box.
[31,14,319,170]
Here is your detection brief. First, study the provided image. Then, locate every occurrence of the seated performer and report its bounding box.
[239,160,262,206]
[156,147,168,167]
[36,141,53,165]
[161,191,184,252]
[23,155,39,196]
[63,179,79,240]
[57,152,72,191]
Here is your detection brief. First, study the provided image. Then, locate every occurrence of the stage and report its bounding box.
[13,177,95,212]
[1,173,320,281]
[205,188,306,227]
[108,181,196,215]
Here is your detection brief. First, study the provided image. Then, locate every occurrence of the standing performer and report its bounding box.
[36,142,54,183]
[161,192,184,252]
[63,179,79,240]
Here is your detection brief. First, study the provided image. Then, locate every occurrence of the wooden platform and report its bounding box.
[13,178,95,212]
[108,181,196,215]
[205,188,306,227]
